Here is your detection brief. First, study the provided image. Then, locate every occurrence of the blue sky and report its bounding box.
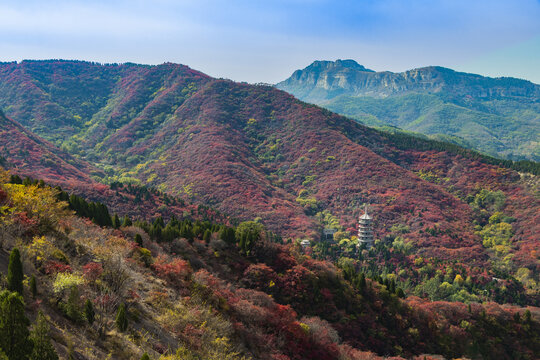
[0,0,539,83]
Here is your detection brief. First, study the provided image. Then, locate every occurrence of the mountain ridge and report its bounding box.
[276,60,540,161]
[278,59,540,101]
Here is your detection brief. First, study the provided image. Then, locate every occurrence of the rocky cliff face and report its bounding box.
[277,59,540,102]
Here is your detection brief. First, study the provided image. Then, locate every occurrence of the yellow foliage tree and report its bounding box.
[27,236,68,265]
[478,222,513,248]
[2,183,71,230]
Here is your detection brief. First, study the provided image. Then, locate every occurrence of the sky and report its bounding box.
[0,0,539,84]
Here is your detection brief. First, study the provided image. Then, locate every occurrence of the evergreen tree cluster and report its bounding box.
[111,214,131,229]
[110,181,185,207]
[8,175,45,187]
[235,221,263,255]
[137,216,235,245]
[56,191,113,227]
[1,249,58,360]
[0,291,58,360]
[342,263,405,298]
[9,174,233,248]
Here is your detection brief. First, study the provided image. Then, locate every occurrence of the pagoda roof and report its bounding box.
[359,204,372,220]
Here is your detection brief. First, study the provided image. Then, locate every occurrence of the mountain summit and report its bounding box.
[302,59,374,72]
[277,60,540,161]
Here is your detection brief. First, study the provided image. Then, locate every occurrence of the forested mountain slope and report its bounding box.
[0,60,538,306]
[0,109,100,186]
[0,110,230,226]
[0,170,538,359]
[276,60,540,161]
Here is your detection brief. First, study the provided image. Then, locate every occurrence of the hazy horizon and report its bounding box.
[4,57,540,86]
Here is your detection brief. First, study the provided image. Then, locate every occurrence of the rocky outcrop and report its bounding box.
[277,59,540,102]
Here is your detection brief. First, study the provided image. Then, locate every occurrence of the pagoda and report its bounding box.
[357,204,374,249]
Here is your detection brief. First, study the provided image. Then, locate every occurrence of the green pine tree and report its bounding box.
[122,215,132,227]
[140,353,150,360]
[112,214,120,229]
[219,227,236,244]
[149,224,162,242]
[0,290,32,360]
[65,286,81,322]
[29,311,58,360]
[525,309,532,324]
[30,275,37,299]
[134,234,143,247]
[115,303,128,332]
[7,248,24,295]
[203,229,212,243]
[181,225,194,243]
[10,175,22,184]
[84,299,95,325]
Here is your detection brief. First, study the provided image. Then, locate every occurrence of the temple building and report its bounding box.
[357,204,374,249]
[323,228,337,242]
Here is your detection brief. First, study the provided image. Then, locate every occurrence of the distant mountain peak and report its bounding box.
[306,59,374,72]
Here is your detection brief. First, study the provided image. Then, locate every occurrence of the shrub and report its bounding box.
[52,273,84,295]
[44,261,72,275]
[101,257,130,294]
[3,184,70,231]
[82,262,103,283]
[28,236,68,266]
[152,256,191,286]
[137,248,153,267]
